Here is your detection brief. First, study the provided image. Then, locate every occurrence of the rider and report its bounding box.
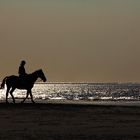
[18,60,27,84]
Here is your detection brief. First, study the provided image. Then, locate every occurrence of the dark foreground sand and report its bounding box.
[0,102,140,140]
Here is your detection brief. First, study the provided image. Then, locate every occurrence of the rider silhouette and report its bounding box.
[18,60,27,85]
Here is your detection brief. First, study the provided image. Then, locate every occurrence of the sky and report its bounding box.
[0,0,140,82]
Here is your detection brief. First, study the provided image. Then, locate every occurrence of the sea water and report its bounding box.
[0,83,140,102]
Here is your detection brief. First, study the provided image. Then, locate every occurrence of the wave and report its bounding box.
[0,83,140,102]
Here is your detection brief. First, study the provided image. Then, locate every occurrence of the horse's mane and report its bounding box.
[31,69,42,75]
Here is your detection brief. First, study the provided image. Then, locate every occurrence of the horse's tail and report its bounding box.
[0,77,8,89]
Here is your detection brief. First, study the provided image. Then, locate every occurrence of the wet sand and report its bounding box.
[0,102,140,140]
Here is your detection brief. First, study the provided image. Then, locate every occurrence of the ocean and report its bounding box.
[0,83,140,103]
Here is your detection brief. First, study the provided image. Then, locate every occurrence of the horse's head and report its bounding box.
[37,69,47,82]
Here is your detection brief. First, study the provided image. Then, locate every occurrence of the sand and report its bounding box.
[0,102,140,140]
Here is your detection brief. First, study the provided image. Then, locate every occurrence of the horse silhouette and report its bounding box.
[0,69,47,103]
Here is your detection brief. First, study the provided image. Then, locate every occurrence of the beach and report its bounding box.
[0,101,140,140]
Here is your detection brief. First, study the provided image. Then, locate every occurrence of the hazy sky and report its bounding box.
[0,0,140,82]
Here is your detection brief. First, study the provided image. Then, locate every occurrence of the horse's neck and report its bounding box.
[30,71,39,83]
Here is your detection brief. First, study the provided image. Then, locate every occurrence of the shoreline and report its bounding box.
[1,99,140,107]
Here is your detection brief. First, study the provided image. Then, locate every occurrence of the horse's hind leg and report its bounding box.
[21,90,29,103]
[6,87,10,103]
[10,88,15,103]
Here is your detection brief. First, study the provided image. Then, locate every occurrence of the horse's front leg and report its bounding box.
[29,90,35,103]
[21,90,29,103]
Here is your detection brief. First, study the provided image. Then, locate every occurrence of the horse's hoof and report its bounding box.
[32,101,35,104]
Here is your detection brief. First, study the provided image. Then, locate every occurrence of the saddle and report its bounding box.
[19,75,27,86]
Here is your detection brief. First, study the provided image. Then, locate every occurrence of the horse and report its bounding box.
[0,69,47,103]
